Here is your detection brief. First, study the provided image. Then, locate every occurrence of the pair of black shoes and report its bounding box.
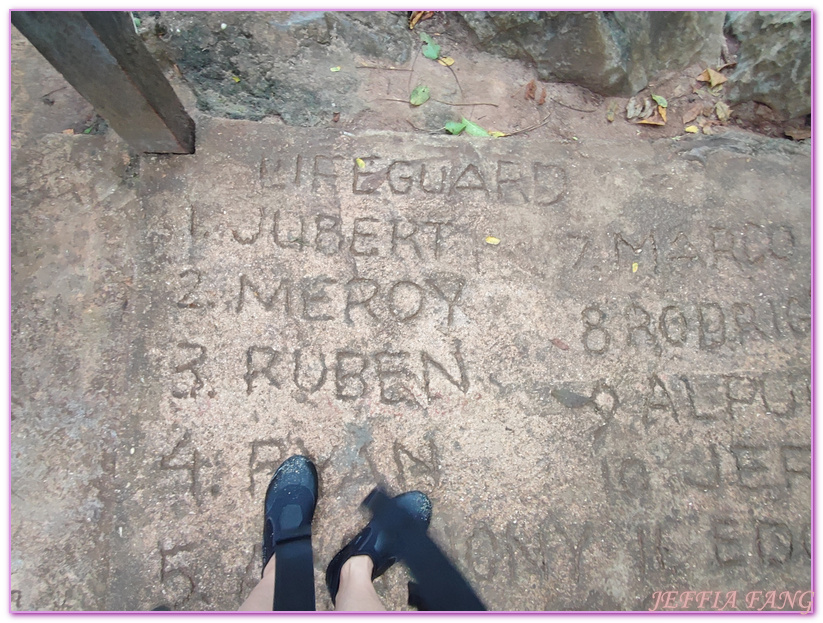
[263,455,432,606]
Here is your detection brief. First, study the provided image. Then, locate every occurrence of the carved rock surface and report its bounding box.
[457,11,725,96]
[725,11,811,119]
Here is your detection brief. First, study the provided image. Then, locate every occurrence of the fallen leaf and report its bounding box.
[409,10,433,29]
[715,101,731,123]
[444,119,467,135]
[785,127,812,141]
[637,111,666,126]
[409,85,430,106]
[419,32,441,60]
[462,117,489,137]
[632,262,639,273]
[332,112,340,122]
[62,128,74,135]
[489,131,507,138]
[682,102,702,124]
[702,124,715,135]
[626,97,640,119]
[437,56,455,66]
[538,87,547,105]
[606,100,619,122]
[659,105,667,123]
[525,79,536,100]
[485,236,500,245]
[684,125,699,133]
[231,75,241,83]
[651,94,668,108]
[330,66,341,72]
[355,158,366,170]
[83,127,93,134]
[551,338,570,351]
[634,98,656,119]
[709,85,725,97]
[697,67,727,88]
[673,84,689,98]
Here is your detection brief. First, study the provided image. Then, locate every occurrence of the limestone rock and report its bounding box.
[725,11,811,119]
[457,11,725,96]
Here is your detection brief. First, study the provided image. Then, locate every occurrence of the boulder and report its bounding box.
[725,11,811,119]
[137,11,413,125]
[457,11,725,96]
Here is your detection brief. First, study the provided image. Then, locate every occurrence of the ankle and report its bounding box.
[340,555,374,585]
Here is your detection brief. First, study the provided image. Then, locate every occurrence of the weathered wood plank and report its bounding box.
[11,11,195,154]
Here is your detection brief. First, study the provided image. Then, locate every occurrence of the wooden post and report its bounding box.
[12,11,195,154]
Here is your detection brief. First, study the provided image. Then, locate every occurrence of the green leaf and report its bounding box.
[419,32,441,60]
[409,85,430,106]
[444,119,467,135]
[651,94,668,108]
[462,117,489,137]
[83,127,93,134]
[132,16,141,29]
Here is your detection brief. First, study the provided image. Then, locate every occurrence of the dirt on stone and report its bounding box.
[127,11,809,144]
[12,11,810,148]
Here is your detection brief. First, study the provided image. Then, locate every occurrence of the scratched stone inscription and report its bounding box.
[112,121,809,611]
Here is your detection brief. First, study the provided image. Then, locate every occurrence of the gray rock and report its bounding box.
[457,11,724,96]
[725,11,811,119]
[139,11,407,125]
[324,11,413,63]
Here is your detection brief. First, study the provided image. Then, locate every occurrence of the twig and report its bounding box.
[41,86,67,98]
[406,120,444,134]
[445,63,464,99]
[379,97,499,108]
[432,98,498,108]
[549,97,599,113]
[407,48,420,92]
[501,114,552,137]
[357,64,413,71]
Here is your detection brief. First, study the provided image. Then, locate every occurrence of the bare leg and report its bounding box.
[238,555,276,611]
[335,556,386,611]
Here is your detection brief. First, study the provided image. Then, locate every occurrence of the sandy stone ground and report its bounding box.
[10,20,811,612]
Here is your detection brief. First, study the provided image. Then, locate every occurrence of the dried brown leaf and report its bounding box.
[697,67,727,88]
[715,100,731,123]
[639,98,655,119]
[681,102,702,124]
[637,110,666,126]
[537,87,547,106]
[606,100,619,122]
[551,338,570,351]
[525,79,536,101]
[409,10,434,29]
